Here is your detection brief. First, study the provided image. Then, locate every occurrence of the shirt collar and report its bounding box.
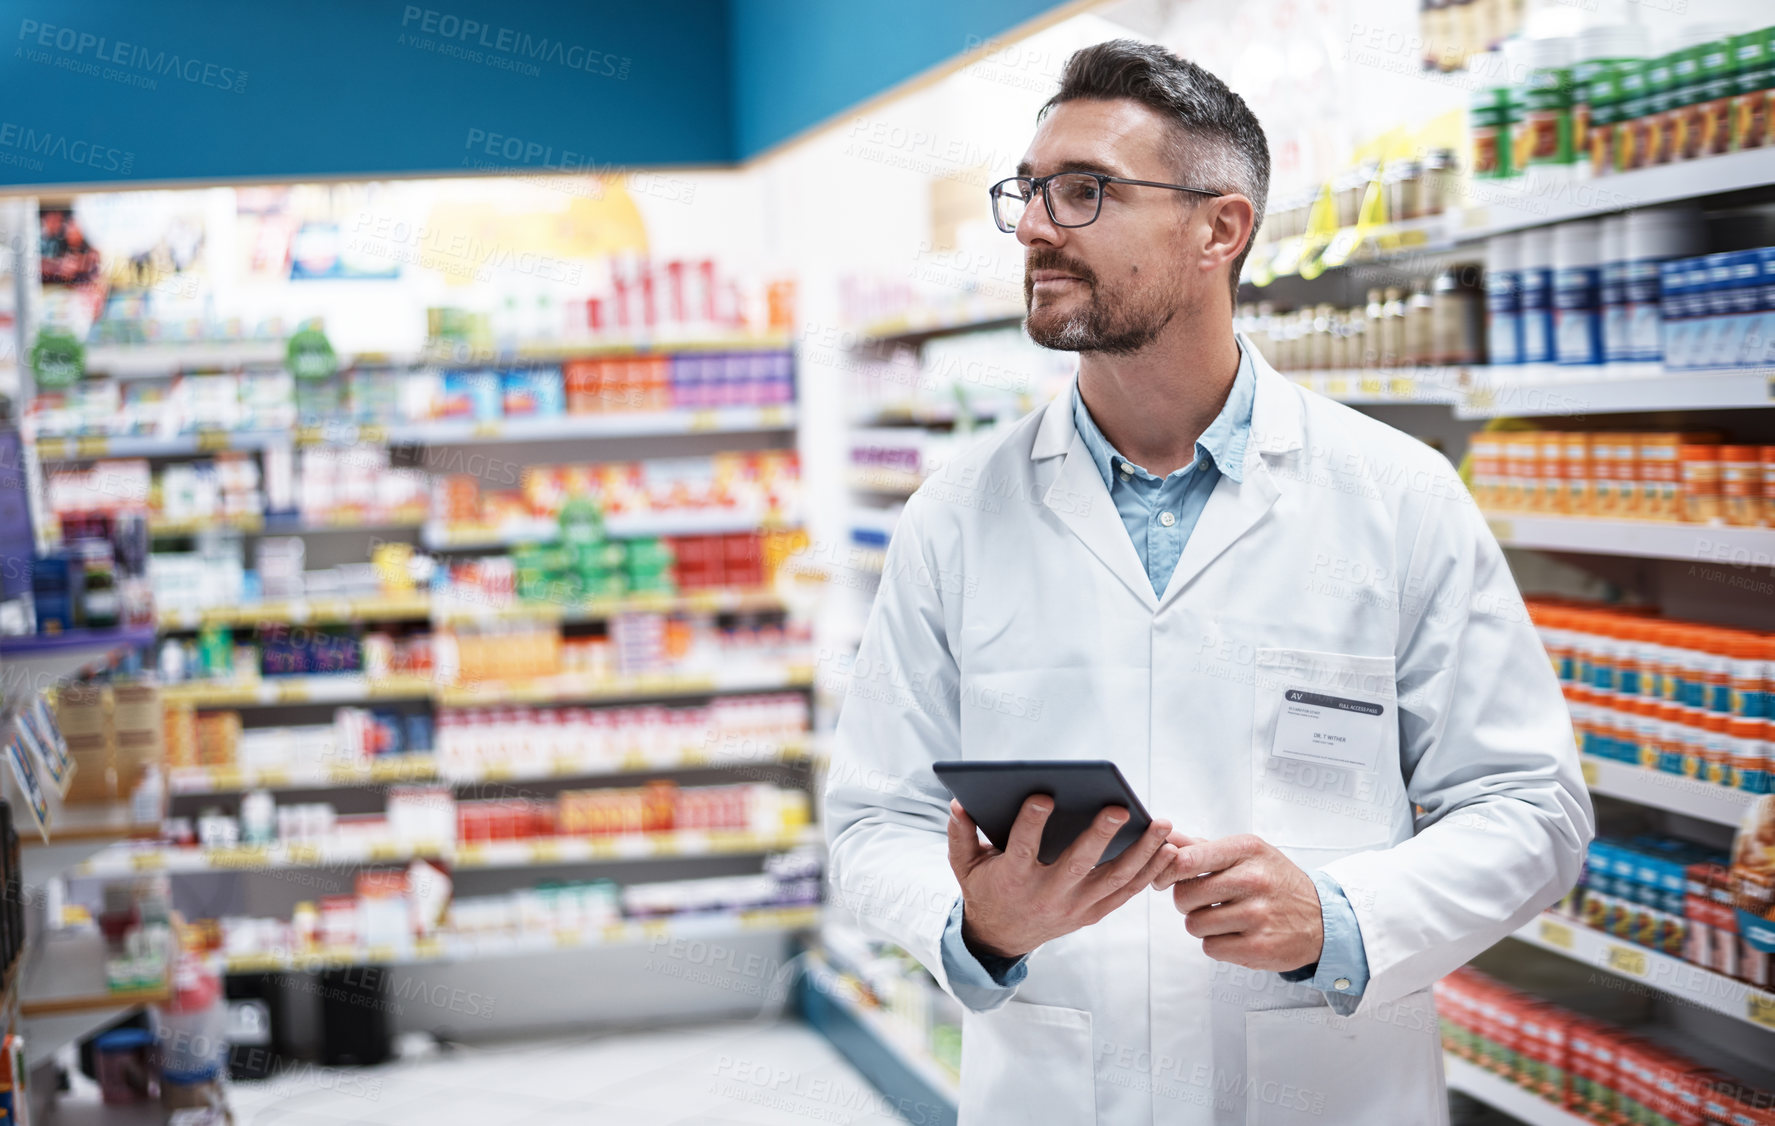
[1070,338,1256,491]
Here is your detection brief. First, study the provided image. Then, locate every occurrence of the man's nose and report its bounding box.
[1015,189,1064,248]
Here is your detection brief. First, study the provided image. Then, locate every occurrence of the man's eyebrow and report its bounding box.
[1013,158,1127,179]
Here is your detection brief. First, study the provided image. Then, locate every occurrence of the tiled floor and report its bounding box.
[223,1019,914,1125]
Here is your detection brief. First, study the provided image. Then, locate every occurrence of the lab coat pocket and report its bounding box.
[1251,648,1400,853]
[1243,1000,1446,1126]
[959,1000,1094,1125]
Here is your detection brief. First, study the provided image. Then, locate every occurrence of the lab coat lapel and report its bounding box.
[1031,387,1160,612]
[1155,347,1303,611]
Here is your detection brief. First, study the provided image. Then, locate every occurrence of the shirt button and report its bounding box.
[1333,977,1351,992]
[1118,467,1131,480]
[1158,511,1176,527]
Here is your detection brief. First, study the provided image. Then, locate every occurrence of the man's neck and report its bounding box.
[1075,310,1242,479]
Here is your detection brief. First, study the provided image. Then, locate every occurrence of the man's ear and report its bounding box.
[1198,193,1255,281]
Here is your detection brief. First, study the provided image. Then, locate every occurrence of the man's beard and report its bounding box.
[1023,251,1181,355]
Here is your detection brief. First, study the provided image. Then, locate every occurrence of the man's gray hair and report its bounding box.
[1041,39,1270,304]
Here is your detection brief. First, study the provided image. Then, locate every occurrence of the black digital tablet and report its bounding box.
[933,759,1153,866]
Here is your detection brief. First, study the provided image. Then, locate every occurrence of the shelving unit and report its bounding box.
[77,825,822,879]
[1510,912,1775,1034]
[1579,757,1757,828]
[798,953,959,1126]
[212,902,818,975]
[1482,514,1774,564]
[1457,366,1775,419]
[1442,1056,1590,1126]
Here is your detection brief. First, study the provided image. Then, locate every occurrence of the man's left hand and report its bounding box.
[1166,833,1324,972]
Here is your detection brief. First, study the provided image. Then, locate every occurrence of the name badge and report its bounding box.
[1271,689,1386,771]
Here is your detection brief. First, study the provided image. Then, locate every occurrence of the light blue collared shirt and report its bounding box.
[939,340,1372,1016]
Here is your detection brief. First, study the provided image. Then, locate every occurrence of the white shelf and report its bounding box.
[157,674,437,708]
[83,340,286,378]
[848,468,925,496]
[212,903,819,974]
[165,740,813,795]
[1484,513,1775,566]
[385,405,795,445]
[1580,757,1757,827]
[1472,149,1775,237]
[805,953,960,1103]
[423,509,795,549]
[1443,1054,1590,1125]
[1509,913,1775,1035]
[1457,365,1775,419]
[77,824,822,878]
[30,406,797,462]
[1287,370,1466,405]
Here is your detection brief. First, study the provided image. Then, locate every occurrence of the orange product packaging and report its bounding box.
[1497,434,1528,512]
[1762,446,1775,525]
[1720,445,1763,527]
[1562,431,1594,516]
[1537,431,1567,514]
[440,475,483,525]
[563,359,601,413]
[1468,435,1496,510]
[1589,432,1624,517]
[1679,444,1725,524]
[1636,433,1688,521]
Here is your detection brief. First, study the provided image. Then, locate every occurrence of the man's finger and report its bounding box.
[1056,804,1132,880]
[947,799,989,872]
[1183,901,1255,940]
[1174,833,1268,879]
[1083,818,1172,896]
[1170,865,1260,915]
[1002,794,1054,865]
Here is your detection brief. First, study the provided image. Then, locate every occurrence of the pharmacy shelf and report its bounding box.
[76,824,822,878]
[1509,913,1775,1035]
[800,953,960,1121]
[857,311,1023,348]
[1474,149,1775,238]
[157,665,812,710]
[157,593,433,630]
[1580,756,1758,828]
[1245,211,1467,286]
[418,333,793,365]
[1442,1054,1589,1126]
[385,405,795,446]
[1457,365,1775,419]
[423,510,797,550]
[854,400,1030,427]
[149,511,428,539]
[1287,370,1466,406]
[157,674,438,708]
[435,663,814,707]
[432,585,784,626]
[212,903,820,975]
[81,335,793,381]
[0,625,156,663]
[848,468,926,497]
[33,430,293,462]
[17,929,172,1071]
[165,740,814,795]
[83,340,287,378]
[1483,513,1775,565]
[18,802,162,846]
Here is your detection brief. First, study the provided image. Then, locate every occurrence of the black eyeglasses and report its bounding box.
[989,172,1224,233]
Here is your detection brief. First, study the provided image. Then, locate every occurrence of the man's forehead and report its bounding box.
[1017,99,1173,176]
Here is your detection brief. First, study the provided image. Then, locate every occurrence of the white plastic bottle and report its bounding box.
[1485,233,1522,367]
[1623,206,1706,364]
[1518,231,1556,365]
[1554,220,1605,368]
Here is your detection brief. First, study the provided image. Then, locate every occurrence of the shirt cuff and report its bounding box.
[1277,869,1371,1017]
[939,896,1028,1012]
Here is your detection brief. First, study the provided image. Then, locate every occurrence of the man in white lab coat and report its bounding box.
[823,39,1593,1125]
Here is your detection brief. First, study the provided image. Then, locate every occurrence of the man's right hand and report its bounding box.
[947,796,1180,960]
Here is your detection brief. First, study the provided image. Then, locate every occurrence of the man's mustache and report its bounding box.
[1025,251,1096,287]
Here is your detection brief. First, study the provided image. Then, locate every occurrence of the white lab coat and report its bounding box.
[823,339,1594,1126]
